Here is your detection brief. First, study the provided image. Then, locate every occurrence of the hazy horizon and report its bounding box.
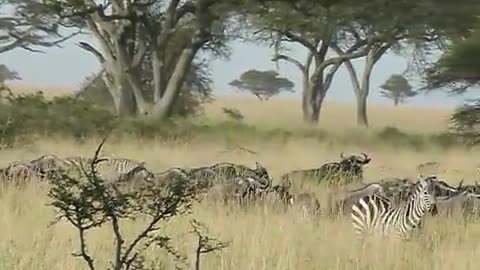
[1,32,476,109]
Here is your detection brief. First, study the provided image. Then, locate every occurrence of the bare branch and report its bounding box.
[77,41,106,63]
[318,41,370,70]
[271,54,306,74]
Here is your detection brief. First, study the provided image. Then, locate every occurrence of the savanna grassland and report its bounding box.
[1,91,479,270]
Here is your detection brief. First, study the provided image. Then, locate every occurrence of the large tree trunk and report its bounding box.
[301,61,344,124]
[124,69,148,116]
[302,80,327,123]
[354,58,373,127]
[301,73,316,122]
[107,65,136,116]
[332,43,389,128]
[355,92,368,127]
[344,52,375,128]
[151,47,196,119]
[113,81,136,116]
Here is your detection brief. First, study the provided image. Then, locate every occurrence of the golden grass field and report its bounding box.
[1,87,478,270]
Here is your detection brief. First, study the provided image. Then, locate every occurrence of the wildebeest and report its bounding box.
[280,152,371,188]
[432,179,464,197]
[435,189,480,217]
[327,182,384,216]
[30,154,69,172]
[379,177,414,205]
[204,175,270,207]
[187,161,272,199]
[288,192,321,218]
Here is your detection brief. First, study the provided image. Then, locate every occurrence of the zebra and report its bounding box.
[0,161,45,184]
[351,176,437,240]
[57,156,150,183]
[89,157,145,182]
[327,182,385,217]
[280,152,371,187]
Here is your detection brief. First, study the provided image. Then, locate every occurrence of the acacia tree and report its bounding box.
[380,74,416,106]
[423,29,480,144]
[0,0,81,54]
[329,0,480,127]
[242,0,402,124]
[26,0,235,119]
[229,69,294,100]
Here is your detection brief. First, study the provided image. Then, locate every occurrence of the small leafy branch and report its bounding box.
[189,219,230,270]
[47,135,225,270]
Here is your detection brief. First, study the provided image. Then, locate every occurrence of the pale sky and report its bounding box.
[0,33,476,108]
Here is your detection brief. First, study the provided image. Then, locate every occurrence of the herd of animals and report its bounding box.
[1,152,480,240]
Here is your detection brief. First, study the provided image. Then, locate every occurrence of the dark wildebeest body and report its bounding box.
[289,192,321,218]
[187,162,272,205]
[435,189,480,218]
[378,177,414,205]
[280,153,371,188]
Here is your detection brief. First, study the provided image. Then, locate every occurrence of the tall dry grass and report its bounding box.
[1,135,480,270]
[0,88,475,269]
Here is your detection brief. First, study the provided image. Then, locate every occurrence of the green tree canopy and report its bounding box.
[421,27,480,145]
[380,74,417,106]
[423,30,480,93]
[229,69,294,100]
[1,0,80,53]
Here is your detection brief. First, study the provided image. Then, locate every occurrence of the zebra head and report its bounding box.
[412,176,437,214]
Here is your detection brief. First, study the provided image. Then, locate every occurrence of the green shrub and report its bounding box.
[0,91,471,151]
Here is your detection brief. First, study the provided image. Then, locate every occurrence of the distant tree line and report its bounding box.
[1,0,480,131]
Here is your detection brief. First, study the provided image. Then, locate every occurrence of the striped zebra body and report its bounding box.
[1,161,45,183]
[152,167,191,186]
[351,177,436,239]
[94,157,148,182]
[59,156,148,183]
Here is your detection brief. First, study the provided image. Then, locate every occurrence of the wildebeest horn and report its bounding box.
[458,179,464,189]
[340,152,346,159]
[361,153,371,164]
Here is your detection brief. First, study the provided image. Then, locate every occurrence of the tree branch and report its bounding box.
[282,31,318,55]
[317,40,370,70]
[176,2,196,23]
[271,54,306,74]
[77,41,106,63]
[59,4,135,22]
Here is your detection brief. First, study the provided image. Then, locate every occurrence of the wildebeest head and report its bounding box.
[251,161,272,189]
[254,161,269,178]
[432,179,462,197]
[338,152,371,177]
